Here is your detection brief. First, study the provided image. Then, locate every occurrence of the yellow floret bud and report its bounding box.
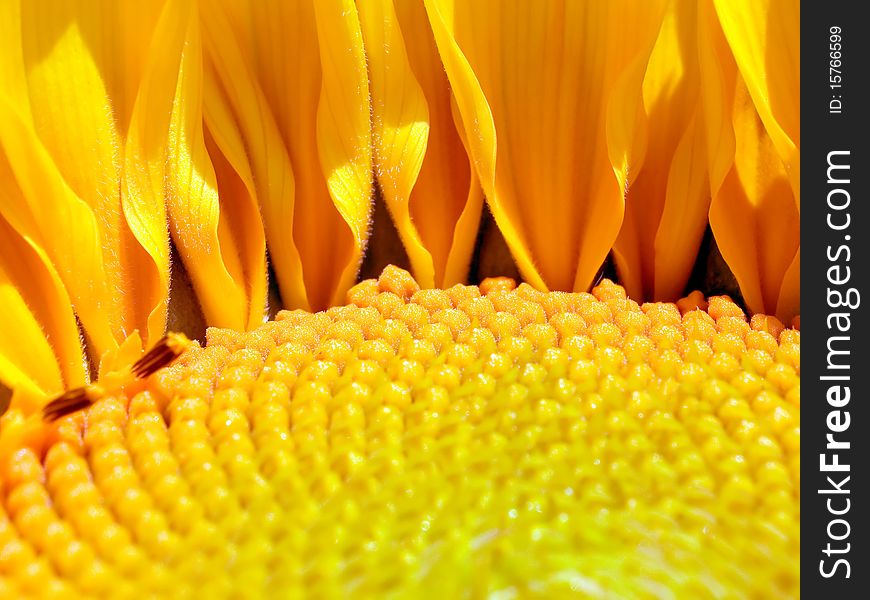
[0,268,799,597]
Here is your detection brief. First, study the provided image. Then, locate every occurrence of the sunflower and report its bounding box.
[0,0,799,597]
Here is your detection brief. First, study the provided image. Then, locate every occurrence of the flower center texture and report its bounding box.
[0,267,800,598]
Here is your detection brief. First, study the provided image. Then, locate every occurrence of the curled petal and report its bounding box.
[123,0,199,342]
[397,0,484,288]
[313,0,374,308]
[714,0,799,204]
[708,0,802,319]
[204,0,372,311]
[200,2,305,311]
[424,0,666,292]
[167,7,267,331]
[777,250,800,322]
[708,70,799,320]
[701,4,799,321]
[614,0,710,302]
[1,0,186,351]
[0,99,116,355]
[358,0,428,285]
[0,211,84,400]
[360,0,482,288]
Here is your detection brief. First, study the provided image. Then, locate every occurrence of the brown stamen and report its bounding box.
[130,333,192,378]
[42,385,103,422]
[42,332,193,423]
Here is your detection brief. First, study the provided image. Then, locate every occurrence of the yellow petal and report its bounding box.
[360,0,482,288]
[697,0,736,197]
[424,0,666,292]
[313,0,374,307]
[0,0,29,117]
[651,117,710,300]
[0,292,59,399]
[713,0,799,204]
[701,5,799,320]
[396,0,484,288]
[166,9,267,331]
[97,330,144,381]
[0,98,116,355]
[204,0,372,311]
[357,0,429,284]
[777,249,800,323]
[709,78,799,318]
[122,0,198,343]
[613,0,710,302]
[0,211,83,398]
[13,1,174,347]
[16,0,120,219]
[0,1,192,353]
[199,3,306,311]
